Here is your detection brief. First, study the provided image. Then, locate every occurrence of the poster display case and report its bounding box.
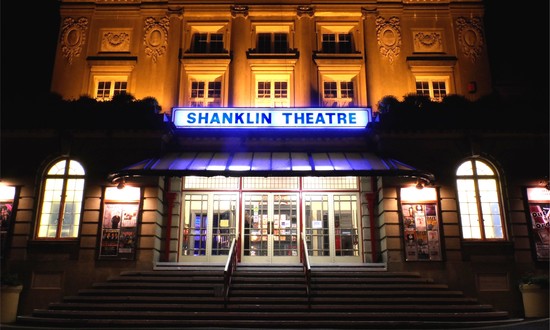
[400,187,442,261]
[0,186,16,260]
[98,187,140,260]
[525,187,550,262]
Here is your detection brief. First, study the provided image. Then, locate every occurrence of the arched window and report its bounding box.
[456,158,506,240]
[36,158,85,239]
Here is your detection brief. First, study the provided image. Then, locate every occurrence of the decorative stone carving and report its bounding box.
[456,16,484,63]
[413,31,443,53]
[231,5,249,18]
[297,5,314,18]
[60,17,88,64]
[376,16,401,63]
[100,30,131,52]
[143,17,169,63]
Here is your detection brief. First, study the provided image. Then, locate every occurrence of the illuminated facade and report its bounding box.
[1,0,548,321]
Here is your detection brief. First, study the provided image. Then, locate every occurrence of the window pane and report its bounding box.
[340,82,354,98]
[338,33,352,53]
[274,33,288,53]
[257,33,271,53]
[456,160,473,175]
[192,33,207,53]
[432,81,446,101]
[322,34,336,53]
[257,82,271,98]
[210,33,224,53]
[457,179,482,239]
[324,82,337,98]
[208,82,221,98]
[274,82,287,98]
[416,81,430,96]
[475,160,494,175]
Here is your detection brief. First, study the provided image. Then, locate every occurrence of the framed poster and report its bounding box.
[99,202,139,259]
[0,201,14,259]
[526,187,550,261]
[400,187,441,261]
[401,203,442,261]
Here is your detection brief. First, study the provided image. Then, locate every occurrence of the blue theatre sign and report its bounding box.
[172,107,371,129]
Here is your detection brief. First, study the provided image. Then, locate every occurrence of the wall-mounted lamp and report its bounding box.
[117,179,126,190]
[416,179,425,190]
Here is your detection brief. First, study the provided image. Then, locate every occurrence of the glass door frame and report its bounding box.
[240,192,300,264]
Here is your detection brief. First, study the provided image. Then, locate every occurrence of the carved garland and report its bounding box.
[60,17,89,64]
[376,16,401,64]
[143,17,170,63]
[456,16,484,63]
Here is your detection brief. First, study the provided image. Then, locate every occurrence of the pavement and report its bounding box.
[1,318,548,330]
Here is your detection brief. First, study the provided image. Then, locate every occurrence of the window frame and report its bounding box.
[185,24,228,54]
[322,79,355,107]
[36,158,85,240]
[189,79,222,107]
[316,23,359,55]
[455,158,507,241]
[251,23,294,54]
[254,74,290,107]
[415,76,449,102]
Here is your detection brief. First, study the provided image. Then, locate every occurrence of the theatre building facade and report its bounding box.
[2,0,548,319]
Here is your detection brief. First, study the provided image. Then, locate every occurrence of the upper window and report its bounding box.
[190,33,224,53]
[37,159,85,239]
[186,24,228,54]
[322,33,353,53]
[257,33,289,53]
[316,24,358,55]
[456,159,506,240]
[250,23,294,55]
[415,78,448,102]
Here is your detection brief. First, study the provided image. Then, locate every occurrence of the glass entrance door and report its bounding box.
[242,193,299,263]
[303,193,361,263]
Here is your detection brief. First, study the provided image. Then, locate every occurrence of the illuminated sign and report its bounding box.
[171,107,371,129]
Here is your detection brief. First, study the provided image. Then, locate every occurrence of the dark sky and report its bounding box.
[0,0,548,104]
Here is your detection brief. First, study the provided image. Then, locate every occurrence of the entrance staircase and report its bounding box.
[14,263,523,329]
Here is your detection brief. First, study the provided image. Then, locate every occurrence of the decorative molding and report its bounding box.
[297,5,314,18]
[60,17,89,64]
[231,5,249,18]
[143,17,170,63]
[100,30,131,52]
[413,31,443,53]
[376,16,401,64]
[456,16,484,63]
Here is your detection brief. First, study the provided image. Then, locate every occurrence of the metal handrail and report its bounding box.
[300,231,311,304]
[223,235,238,306]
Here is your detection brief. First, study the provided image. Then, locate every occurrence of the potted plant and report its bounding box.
[1,272,23,323]
[519,272,549,318]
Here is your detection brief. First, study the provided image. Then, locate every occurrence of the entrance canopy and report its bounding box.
[108,151,435,183]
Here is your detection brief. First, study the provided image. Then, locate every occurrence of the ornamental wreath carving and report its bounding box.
[60,17,89,64]
[101,31,131,52]
[376,16,401,63]
[413,31,443,53]
[456,16,484,63]
[143,17,170,63]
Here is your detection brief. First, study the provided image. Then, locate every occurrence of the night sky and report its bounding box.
[0,0,548,107]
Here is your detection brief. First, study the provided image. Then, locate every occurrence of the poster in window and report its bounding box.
[526,187,550,262]
[401,203,442,261]
[100,229,120,256]
[528,203,550,261]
